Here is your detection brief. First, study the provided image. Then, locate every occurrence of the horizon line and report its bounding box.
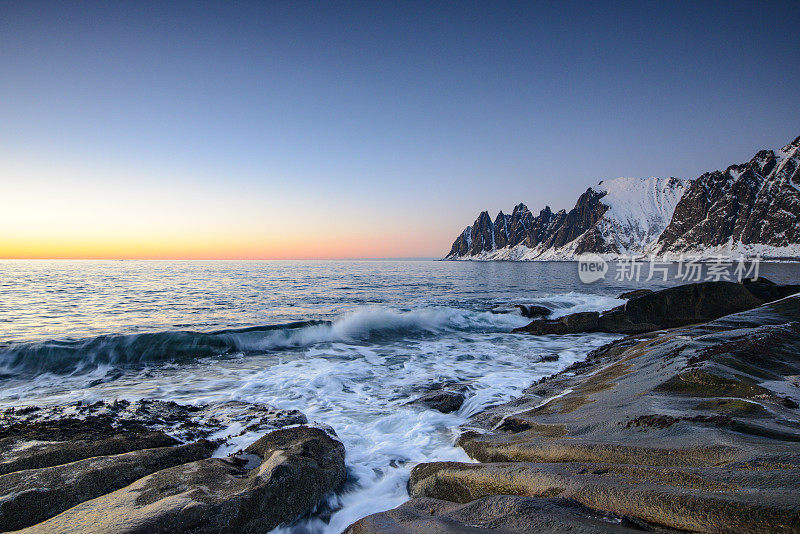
[0,256,441,261]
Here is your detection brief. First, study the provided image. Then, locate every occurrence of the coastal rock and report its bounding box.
[419,293,800,533]
[0,399,308,444]
[345,495,647,533]
[0,416,179,476]
[411,390,466,414]
[516,305,552,318]
[20,426,347,534]
[616,289,652,300]
[490,304,551,318]
[0,440,216,531]
[513,279,798,335]
[408,460,800,534]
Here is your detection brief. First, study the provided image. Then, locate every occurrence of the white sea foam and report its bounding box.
[0,295,621,533]
[237,306,533,352]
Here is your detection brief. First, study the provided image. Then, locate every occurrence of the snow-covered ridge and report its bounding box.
[445,136,800,261]
[595,176,686,254]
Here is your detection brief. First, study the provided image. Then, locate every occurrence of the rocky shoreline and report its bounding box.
[349,281,800,533]
[2,280,799,533]
[0,400,346,533]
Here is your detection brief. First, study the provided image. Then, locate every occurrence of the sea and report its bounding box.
[1,259,798,532]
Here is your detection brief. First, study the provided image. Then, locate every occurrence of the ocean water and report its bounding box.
[1,259,798,532]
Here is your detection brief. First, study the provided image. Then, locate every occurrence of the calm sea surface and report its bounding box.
[1,260,798,532]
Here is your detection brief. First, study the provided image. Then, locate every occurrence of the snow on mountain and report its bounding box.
[650,135,800,259]
[593,176,686,254]
[445,135,800,261]
[445,176,684,261]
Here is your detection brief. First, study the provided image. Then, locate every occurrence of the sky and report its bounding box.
[1,1,799,259]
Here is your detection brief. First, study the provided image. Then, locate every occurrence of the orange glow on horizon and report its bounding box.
[0,155,450,261]
[0,233,441,260]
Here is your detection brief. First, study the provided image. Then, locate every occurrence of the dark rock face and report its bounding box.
[345,495,645,534]
[445,189,611,258]
[0,417,179,476]
[655,136,800,255]
[617,289,653,300]
[390,295,800,534]
[0,399,308,445]
[1,401,345,533]
[514,279,798,335]
[545,189,610,252]
[0,440,216,531]
[19,426,346,534]
[490,304,551,318]
[517,304,552,318]
[445,135,800,260]
[411,390,466,414]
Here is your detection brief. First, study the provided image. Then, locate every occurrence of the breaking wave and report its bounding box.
[0,307,530,377]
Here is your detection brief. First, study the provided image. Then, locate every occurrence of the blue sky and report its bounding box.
[1,1,798,258]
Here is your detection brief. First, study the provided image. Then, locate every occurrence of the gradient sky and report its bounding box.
[1,1,799,259]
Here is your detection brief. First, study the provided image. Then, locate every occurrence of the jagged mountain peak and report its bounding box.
[652,135,800,258]
[783,135,800,151]
[446,135,800,260]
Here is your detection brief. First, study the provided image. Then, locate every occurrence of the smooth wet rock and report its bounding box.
[1,399,308,444]
[437,294,800,533]
[411,391,466,414]
[20,425,346,534]
[513,280,799,335]
[490,304,551,318]
[0,417,179,476]
[345,495,647,533]
[616,289,652,300]
[0,440,216,531]
[408,460,800,534]
[516,305,552,318]
[741,277,800,302]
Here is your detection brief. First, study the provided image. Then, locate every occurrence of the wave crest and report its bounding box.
[0,307,529,377]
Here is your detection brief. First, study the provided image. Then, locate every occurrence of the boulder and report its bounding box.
[490,304,551,318]
[20,426,346,534]
[516,305,552,318]
[411,390,466,414]
[345,495,645,533]
[427,295,800,534]
[0,417,179,476]
[514,311,600,335]
[407,460,800,534]
[0,440,216,531]
[616,289,652,300]
[513,280,800,336]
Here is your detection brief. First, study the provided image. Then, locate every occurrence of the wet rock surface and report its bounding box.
[516,304,552,318]
[514,279,800,335]
[1,398,308,444]
[490,303,552,318]
[354,292,800,533]
[410,390,466,414]
[0,440,216,531]
[21,426,346,534]
[345,495,654,533]
[0,400,344,533]
[616,289,653,300]
[0,417,179,476]
[408,382,469,414]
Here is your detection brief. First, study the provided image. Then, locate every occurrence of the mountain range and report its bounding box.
[445,135,800,260]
